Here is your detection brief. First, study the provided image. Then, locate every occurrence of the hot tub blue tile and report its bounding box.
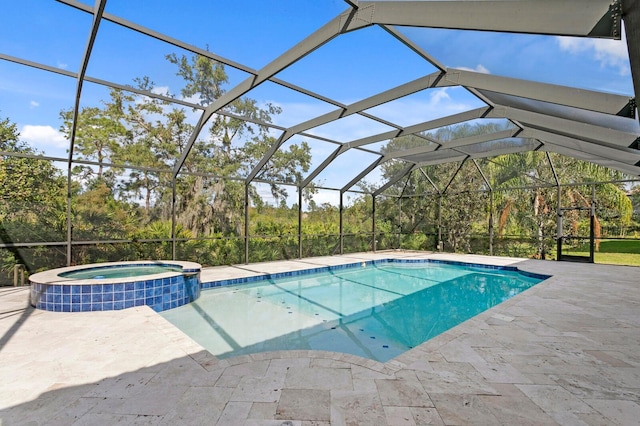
[32,263,201,313]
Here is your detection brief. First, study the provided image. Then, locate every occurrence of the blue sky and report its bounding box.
[0,0,634,197]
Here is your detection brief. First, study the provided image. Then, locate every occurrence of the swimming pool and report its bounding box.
[58,264,183,279]
[161,260,548,362]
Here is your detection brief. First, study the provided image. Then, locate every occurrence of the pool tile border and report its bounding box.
[201,258,551,289]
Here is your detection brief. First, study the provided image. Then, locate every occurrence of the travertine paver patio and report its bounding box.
[1,252,639,425]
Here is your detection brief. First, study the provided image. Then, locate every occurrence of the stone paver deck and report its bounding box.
[1,252,639,425]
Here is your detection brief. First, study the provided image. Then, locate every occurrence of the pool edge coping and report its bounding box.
[201,257,551,290]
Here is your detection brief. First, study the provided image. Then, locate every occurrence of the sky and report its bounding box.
[0,0,635,203]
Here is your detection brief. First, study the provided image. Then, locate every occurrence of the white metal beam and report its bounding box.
[383,129,518,161]
[540,145,640,176]
[622,0,640,122]
[487,106,638,148]
[522,128,640,165]
[438,68,632,116]
[346,107,490,150]
[361,0,620,37]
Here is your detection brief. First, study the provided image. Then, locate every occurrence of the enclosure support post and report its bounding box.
[66,169,72,266]
[437,194,443,251]
[398,197,402,250]
[590,184,596,263]
[298,187,303,259]
[489,190,494,256]
[556,185,562,260]
[372,195,377,252]
[13,264,25,287]
[171,177,177,261]
[339,192,344,255]
[244,183,249,264]
[547,152,561,261]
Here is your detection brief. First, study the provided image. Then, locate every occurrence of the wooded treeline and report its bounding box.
[1,54,639,280]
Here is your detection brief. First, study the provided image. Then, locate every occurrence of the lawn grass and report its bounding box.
[563,239,640,266]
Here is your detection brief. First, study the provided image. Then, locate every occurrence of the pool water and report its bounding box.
[161,262,545,362]
[59,264,182,279]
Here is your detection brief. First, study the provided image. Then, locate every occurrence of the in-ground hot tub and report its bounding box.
[29,261,201,312]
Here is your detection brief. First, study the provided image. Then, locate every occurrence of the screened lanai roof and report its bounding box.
[1,0,639,196]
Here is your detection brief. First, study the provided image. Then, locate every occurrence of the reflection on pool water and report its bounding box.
[161,261,548,362]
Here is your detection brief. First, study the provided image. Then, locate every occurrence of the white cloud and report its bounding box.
[556,31,630,75]
[29,100,40,108]
[57,61,68,69]
[20,125,69,150]
[456,64,491,74]
[151,86,171,96]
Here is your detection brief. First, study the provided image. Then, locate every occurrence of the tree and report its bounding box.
[60,98,129,182]
[0,115,67,274]
[378,124,501,252]
[160,52,311,236]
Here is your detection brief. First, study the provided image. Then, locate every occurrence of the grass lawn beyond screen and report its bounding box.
[564,240,640,266]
